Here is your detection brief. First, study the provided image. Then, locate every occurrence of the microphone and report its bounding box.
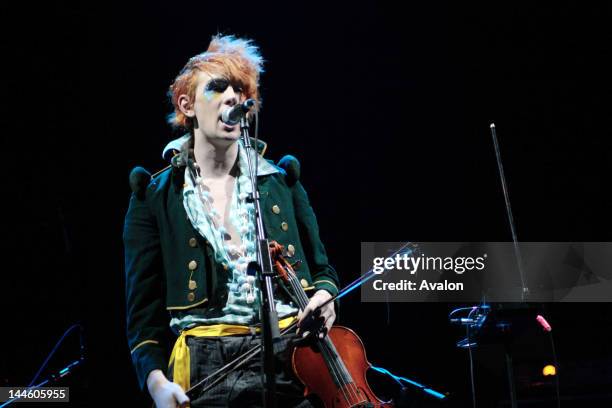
[221,99,256,125]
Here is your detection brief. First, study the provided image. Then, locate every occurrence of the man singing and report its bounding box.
[124,34,339,407]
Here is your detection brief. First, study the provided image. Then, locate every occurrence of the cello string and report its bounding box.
[287,275,354,404]
[283,242,421,405]
[275,244,361,405]
[318,335,365,404]
[287,274,356,405]
[270,244,350,399]
[292,273,365,405]
[318,336,363,404]
[293,283,365,407]
[288,271,361,405]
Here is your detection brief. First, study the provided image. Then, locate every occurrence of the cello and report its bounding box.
[270,241,393,408]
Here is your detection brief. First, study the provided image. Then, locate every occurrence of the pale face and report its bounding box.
[182,71,246,145]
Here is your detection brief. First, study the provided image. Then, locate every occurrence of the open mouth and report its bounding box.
[218,117,237,131]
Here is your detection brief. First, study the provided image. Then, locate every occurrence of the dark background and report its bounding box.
[2,1,611,406]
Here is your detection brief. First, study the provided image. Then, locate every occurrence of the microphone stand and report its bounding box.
[0,360,83,407]
[490,123,528,301]
[240,116,280,408]
[0,326,85,408]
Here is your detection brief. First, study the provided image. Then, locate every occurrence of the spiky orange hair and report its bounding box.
[168,34,264,129]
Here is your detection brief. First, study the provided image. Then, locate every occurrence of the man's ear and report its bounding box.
[178,94,195,118]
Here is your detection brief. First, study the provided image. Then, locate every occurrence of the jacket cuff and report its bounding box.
[131,342,168,391]
[313,279,339,297]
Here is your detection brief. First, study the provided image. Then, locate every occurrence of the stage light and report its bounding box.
[542,365,556,376]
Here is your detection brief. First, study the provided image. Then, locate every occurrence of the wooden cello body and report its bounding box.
[293,326,392,408]
[270,241,393,408]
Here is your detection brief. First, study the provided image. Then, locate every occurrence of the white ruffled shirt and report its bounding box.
[168,138,298,330]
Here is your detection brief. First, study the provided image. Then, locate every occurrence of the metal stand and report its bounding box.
[490,123,529,301]
[240,116,280,408]
[504,347,518,408]
[454,305,542,407]
[0,359,84,407]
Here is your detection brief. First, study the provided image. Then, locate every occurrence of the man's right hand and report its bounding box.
[147,369,190,408]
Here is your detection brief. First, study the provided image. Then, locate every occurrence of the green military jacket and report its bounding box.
[123,148,339,390]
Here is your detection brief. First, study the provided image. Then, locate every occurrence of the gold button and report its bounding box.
[188,280,197,290]
[187,292,195,302]
[189,238,198,248]
[188,260,198,271]
[272,205,281,214]
[223,263,229,271]
[287,244,295,257]
[300,279,309,288]
[281,222,289,231]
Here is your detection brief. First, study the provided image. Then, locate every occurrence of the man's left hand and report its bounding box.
[297,290,336,339]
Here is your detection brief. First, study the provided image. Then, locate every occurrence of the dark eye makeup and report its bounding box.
[205,78,244,94]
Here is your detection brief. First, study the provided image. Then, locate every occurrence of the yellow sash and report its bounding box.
[168,316,297,392]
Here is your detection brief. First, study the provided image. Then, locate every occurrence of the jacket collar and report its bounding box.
[162,134,269,162]
[165,134,277,192]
